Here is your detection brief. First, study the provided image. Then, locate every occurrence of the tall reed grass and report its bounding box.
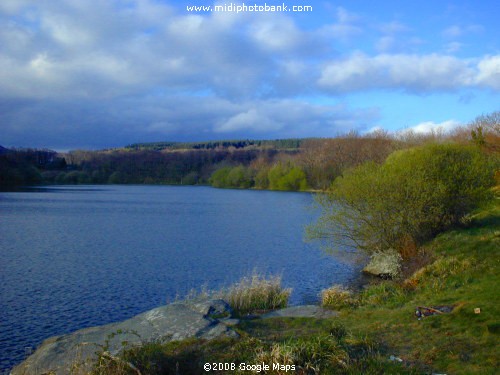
[221,272,291,315]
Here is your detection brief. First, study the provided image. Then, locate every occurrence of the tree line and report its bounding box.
[125,138,304,151]
[1,112,498,193]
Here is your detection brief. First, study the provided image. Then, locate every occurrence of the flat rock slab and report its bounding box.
[11,299,236,375]
[261,305,339,319]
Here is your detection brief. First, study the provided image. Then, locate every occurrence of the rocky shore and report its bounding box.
[11,299,337,374]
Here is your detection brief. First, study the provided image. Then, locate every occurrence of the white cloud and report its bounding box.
[216,108,282,133]
[250,16,304,52]
[402,120,462,134]
[41,12,95,47]
[475,55,500,90]
[2,1,495,102]
[318,53,500,93]
[319,7,363,41]
[0,1,498,149]
[0,0,32,13]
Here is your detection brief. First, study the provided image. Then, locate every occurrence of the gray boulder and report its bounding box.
[11,299,237,375]
[363,249,402,278]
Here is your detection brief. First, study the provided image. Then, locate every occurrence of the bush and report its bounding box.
[226,165,253,188]
[254,167,270,189]
[208,167,231,187]
[268,162,308,191]
[308,143,495,254]
[209,165,253,188]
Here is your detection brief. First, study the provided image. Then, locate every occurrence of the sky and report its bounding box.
[0,0,498,150]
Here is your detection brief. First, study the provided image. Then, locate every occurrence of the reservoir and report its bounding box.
[0,185,362,371]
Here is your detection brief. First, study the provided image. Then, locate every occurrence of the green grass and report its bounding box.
[321,285,359,309]
[91,320,416,374]
[337,200,499,374]
[89,200,498,374]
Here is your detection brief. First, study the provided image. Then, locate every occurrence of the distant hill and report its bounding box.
[125,139,308,151]
[0,145,10,154]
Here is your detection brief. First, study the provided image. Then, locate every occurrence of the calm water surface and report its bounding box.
[0,185,361,371]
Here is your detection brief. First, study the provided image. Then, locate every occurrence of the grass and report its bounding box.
[221,272,292,316]
[85,200,498,374]
[337,200,500,374]
[321,285,359,309]
[90,320,417,374]
[174,271,291,316]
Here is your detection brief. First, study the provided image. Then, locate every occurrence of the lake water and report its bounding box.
[0,185,362,371]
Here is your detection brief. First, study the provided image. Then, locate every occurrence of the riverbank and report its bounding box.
[11,201,499,374]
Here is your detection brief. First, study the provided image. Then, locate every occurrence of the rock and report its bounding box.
[188,298,233,319]
[11,299,238,375]
[261,305,339,319]
[219,318,240,326]
[363,250,402,278]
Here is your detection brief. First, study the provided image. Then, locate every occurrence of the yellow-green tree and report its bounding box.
[308,143,495,254]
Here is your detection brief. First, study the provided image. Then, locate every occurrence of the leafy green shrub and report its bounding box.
[208,166,232,188]
[209,165,254,188]
[268,162,308,191]
[226,165,253,188]
[254,166,270,189]
[309,143,495,254]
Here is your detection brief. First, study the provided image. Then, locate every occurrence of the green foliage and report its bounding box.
[339,202,500,374]
[268,162,308,191]
[208,165,254,188]
[309,143,495,253]
[208,166,232,188]
[226,165,253,188]
[253,167,270,189]
[182,171,199,185]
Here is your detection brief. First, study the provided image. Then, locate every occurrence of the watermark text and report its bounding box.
[187,3,313,13]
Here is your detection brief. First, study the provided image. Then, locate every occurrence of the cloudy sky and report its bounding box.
[1,0,498,150]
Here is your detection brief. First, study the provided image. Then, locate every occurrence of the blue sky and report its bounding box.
[0,0,498,150]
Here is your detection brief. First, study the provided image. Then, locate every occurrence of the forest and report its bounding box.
[1,112,498,191]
